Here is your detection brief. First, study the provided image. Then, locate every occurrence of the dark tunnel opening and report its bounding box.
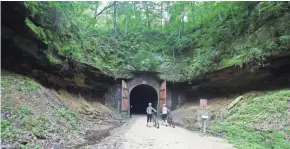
[130,84,158,115]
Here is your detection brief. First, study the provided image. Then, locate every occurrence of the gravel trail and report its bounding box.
[81,115,235,149]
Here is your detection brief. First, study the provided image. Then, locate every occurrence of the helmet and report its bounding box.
[148,103,152,106]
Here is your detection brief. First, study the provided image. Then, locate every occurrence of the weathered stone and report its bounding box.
[104,73,187,113]
[227,96,243,110]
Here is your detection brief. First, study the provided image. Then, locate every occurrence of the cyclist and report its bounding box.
[161,104,170,126]
[146,103,156,126]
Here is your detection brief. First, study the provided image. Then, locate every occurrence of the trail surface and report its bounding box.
[82,116,235,149]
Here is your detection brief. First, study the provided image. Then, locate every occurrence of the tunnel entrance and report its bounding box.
[130,84,158,114]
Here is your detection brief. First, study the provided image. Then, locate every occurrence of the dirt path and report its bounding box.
[82,116,235,149]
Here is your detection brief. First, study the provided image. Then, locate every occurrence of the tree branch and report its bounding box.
[95,3,114,17]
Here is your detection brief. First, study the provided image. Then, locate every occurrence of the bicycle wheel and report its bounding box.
[153,116,157,128]
[156,117,159,128]
[156,120,159,129]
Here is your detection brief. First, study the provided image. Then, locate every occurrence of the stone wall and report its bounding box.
[104,84,122,111]
[167,87,186,110]
[127,73,160,95]
[177,90,186,108]
[104,73,186,112]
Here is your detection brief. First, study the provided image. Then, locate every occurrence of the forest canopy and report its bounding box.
[24,1,290,81]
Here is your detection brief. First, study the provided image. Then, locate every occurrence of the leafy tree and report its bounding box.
[24,1,290,81]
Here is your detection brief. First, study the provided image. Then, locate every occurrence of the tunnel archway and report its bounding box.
[130,84,158,114]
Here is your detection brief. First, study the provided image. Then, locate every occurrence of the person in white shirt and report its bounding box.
[161,104,170,125]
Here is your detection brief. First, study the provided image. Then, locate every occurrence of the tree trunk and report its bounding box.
[178,28,181,39]
[231,7,235,21]
[125,5,129,34]
[145,2,150,29]
[190,2,195,21]
[173,49,175,61]
[218,12,222,21]
[133,1,136,10]
[181,14,184,38]
[114,1,117,34]
[179,3,185,39]
[125,17,128,34]
[160,2,163,29]
[165,1,171,28]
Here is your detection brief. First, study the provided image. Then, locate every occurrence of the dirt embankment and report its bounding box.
[170,90,290,149]
[1,70,127,148]
[170,95,232,132]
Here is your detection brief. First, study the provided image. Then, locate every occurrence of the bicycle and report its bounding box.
[152,112,159,129]
[167,113,175,128]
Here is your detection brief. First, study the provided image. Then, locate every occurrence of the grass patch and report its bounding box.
[211,90,290,149]
[1,105,50,146]
[47,54,62,64]
[25,18,48,44]
[1,105,50,139]
[219,55,244,69]
[54,107,79,131]
[1,72,40,94]
[1,119,18,141]
[17,105,50,139]
[20,144,42,149]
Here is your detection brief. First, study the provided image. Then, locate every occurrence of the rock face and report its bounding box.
[179,52,290,99]
[2,2,290,113]
[1,2,121,102]
[104,84,122,110]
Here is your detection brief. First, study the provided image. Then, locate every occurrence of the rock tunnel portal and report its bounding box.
[130,84,158,114]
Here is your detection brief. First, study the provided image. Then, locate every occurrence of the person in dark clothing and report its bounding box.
[146,103,156,126]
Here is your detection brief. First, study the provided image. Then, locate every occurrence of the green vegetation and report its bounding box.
[47,54,62,64]
[1,72,39,94]
[23,2,290,81]
[54,107,79,131]
[1,105,79,141]
[17,105,50,139]
[211,90,290,149]
[1,105,50,139]
[0,71,81,148]
[20,144,42,149]
[1,119,18,141]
